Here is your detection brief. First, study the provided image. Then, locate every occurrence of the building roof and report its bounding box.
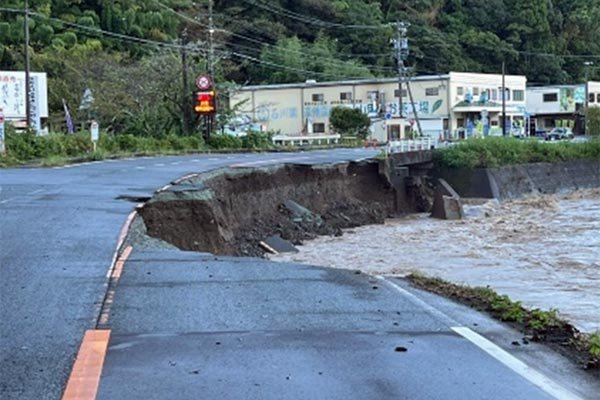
[237,74,450,91]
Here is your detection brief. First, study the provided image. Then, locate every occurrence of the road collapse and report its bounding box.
[137,161,421,257]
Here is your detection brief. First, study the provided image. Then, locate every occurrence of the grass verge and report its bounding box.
[0,130,363,168]
[433,137,600,169]
[406,273,599,375]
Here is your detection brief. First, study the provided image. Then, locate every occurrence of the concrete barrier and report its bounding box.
[434,159,600,200]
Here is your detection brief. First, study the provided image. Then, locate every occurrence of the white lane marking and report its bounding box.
[107,208,139,278]
[0,199,9,204]
[155,163,165,167]
[191,159,201,163]
[135,166,145,170]
[452,327,582,400]
[375,276,459,326]
[170,161,181,165]
[27,189,45,195]
[208,158,219,161]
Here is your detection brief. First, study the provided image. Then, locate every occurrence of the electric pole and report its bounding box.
[393,22,423,137]
[502,61,507,137]
[181,28,191,135]
[24,0,31,129]
[208,0,215,78]
[393,22,407,120]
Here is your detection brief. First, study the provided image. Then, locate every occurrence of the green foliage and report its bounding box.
[527,309,560,332]
[329,106,371,139]
[589,332,600,358]
[434,137,600,169]
[241,131,272,150]
[207,134,243,150]
[586,107,600,136]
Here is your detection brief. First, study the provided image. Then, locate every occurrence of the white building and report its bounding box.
[526,84,587,134]
[229,71,528,141]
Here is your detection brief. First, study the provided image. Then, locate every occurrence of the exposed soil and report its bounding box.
[407,274,599,377]
[139,161,400,257]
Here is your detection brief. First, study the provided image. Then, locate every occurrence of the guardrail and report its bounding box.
[385,137,436,154]
[272,134,341,146]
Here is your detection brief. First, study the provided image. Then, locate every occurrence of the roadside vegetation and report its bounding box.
[407,273,600,374]
[434,137,600,169]
[0,126,277,167]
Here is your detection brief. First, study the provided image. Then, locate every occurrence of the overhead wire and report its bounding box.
[239,0,388,30]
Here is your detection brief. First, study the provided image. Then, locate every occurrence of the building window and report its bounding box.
[394,89,407,98]
[491,89,498,101]
[590,93,596,103]
[340,92,352,101]
[425,87,439,96]
[312,93,324,102]
[367,91,379,101]
[597,93,600,103]
[457,86,464,96]
[543,93,558,102]
[312,123,325,133]
[513,90,524,101]
[499,88,511,101]
[473,87,480,96]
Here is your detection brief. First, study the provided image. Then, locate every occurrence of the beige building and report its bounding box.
[230,72,528,140]
[588,81,600,108]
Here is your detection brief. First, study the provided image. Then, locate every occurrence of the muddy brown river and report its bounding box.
[272,189,600,333]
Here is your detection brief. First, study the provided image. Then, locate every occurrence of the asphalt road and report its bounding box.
[0,149,376,400]
[0,148,595,399]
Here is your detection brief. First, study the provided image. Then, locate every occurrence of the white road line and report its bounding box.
[154,163,165,167]
[170,162,181,165]
[208,158,219,161]
[0,199,9,204]
[135,166,145,170]
[27,189,45,195]
[452,327,582,400]
[375,276,459,326]
[191,159,201,163]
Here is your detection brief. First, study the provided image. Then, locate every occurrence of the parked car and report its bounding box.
[546,127,574,141]
[534,129,547,139]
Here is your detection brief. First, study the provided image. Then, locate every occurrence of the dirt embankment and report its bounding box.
[138,161,398,257]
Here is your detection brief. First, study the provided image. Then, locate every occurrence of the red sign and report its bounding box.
[194,91,216,114]
[196,75,213,90]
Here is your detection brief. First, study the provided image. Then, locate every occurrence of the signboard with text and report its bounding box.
[0,71,49,120]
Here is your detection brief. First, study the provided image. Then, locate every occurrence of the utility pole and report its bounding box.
[393,22,423,137]
[24,0,31,129]
[393,22,407,120]
[584,61,593,135]
[181,29,191,135]
[208,0,215,78]
[502,61,507,137]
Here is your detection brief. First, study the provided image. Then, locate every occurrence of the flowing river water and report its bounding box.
[271,189,600,333]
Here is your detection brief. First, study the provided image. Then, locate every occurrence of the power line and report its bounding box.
[155,2,395,74]
[239,0,387,30]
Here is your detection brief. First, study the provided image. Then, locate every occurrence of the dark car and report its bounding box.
[546,127,574,141]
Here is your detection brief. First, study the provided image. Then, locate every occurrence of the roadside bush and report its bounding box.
[434,137,600,169]
[208,134,243,149]
[242,131,272,149]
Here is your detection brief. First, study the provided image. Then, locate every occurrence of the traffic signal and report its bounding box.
[194,91,216,114]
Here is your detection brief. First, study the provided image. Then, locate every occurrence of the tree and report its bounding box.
[329,106,371,139]
[586,107,600,136]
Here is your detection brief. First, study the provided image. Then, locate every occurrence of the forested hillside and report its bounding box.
[1,0,599,133]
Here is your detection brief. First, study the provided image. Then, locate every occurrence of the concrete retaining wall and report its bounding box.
[434,159,600,200]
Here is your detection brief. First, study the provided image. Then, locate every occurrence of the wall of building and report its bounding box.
[230,72,527,139]
[588,81,600,108]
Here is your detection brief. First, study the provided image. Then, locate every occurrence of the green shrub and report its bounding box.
[242,131,272,149]
[208,134,243,149]
[434,137,600,169]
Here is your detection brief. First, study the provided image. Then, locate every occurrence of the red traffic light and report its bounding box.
[195,91,216,114]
